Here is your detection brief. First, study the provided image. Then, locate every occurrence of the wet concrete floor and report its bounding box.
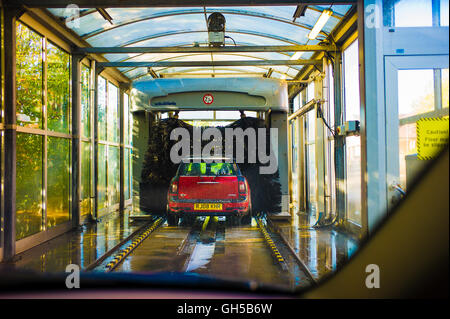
[274,211,359,280]
[2,210,141,272]
[3,208,359,289]
[113,217,313,290]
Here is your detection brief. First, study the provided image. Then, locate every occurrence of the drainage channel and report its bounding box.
[263,217,317,287]
[111,217,205,273]
[91,215,314,291]
[185,216,305,290]
[256,218,288,271]
[86,217,165,272]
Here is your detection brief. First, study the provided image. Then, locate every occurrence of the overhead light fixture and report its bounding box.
[207,12,226,47]
[290,51,304,60]
[307,10,333,40]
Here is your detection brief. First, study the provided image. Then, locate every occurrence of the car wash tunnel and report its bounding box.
[0,0,448,296]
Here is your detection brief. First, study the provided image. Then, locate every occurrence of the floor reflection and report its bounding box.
[5,206,359,285]
[7,209,140,273]
[273,210,359,281]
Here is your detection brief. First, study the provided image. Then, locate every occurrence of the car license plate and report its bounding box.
[194,203,222,210]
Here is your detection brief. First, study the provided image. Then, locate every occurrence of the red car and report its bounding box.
[167,157,252,226]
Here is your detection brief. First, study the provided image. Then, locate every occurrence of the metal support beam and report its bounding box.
[362,0,387,235]
[357,0,369,237]
[330,6,358,46]
[22,8,131,84]
[93,61,100,220]
[322,56,331,221]
[96,8,113,24]
[7,1,357,8]
[332,51,346,225]
[76,45,333,54]
[293,5,307,22]
[288,99,317,121]
[88,60,95,221]
[119,84,125,212]
[147,68,159,79]
[98,59,321,68]
[314,73,326,223]
[2,7,22,261]
[288,110,293,208]
[297,116,306,212]
[264,68,274,78]
[71,54,83,228]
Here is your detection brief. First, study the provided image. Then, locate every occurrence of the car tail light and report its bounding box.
[171,181,178,193]
[238,181,246,193]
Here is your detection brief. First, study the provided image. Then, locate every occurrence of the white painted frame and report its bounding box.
[384,55,448,210]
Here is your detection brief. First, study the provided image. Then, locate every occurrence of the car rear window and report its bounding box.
[179,162,237,176]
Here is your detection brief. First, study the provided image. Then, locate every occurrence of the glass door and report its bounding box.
[385,55,449,209]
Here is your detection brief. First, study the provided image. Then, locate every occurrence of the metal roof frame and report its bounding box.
[131,66,292,81]
[120,52,300,74]
[99,29,310,49]
[9,2,357,82]
[5,1,357,8]
[80,8,326,40]
[77,44,333,54]
[98,59,321,68]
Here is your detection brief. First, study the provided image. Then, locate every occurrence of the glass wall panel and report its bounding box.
[307,144,316,207]
[291,120,297,175]
[441,0,449,26]
[384,0,449,27]
[16,133,43,240]
[293,94,300,112]
[98,144,107,211]
[47,137,71,228]
[179,111,214,119]
[108,146,120,206]
[442,68,449,109]
[306,110,316,211]
[81,65,91,138]
[124,93,130,145]
[81,141,91,216]
[47,42,70,134]
[107,83,119,143]
[343,39,362,226]
[215,111,241,120]
[98,77,107,141]
[398,70,434,118]
[398,123,417,188]
[394,0,433,27]
[329,139,336,214]
[307,108,315,142]
[345,136,361,224]
[307,82,315,101]
[396,68,448,190]
[16,22,43,129]
[124,148,130,200]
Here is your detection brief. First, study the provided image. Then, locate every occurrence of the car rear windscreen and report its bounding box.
[179,162,237,176]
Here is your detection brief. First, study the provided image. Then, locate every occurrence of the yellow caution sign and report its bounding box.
[417,117,449,160]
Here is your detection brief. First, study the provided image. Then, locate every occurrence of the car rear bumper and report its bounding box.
[168,200,250,216]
